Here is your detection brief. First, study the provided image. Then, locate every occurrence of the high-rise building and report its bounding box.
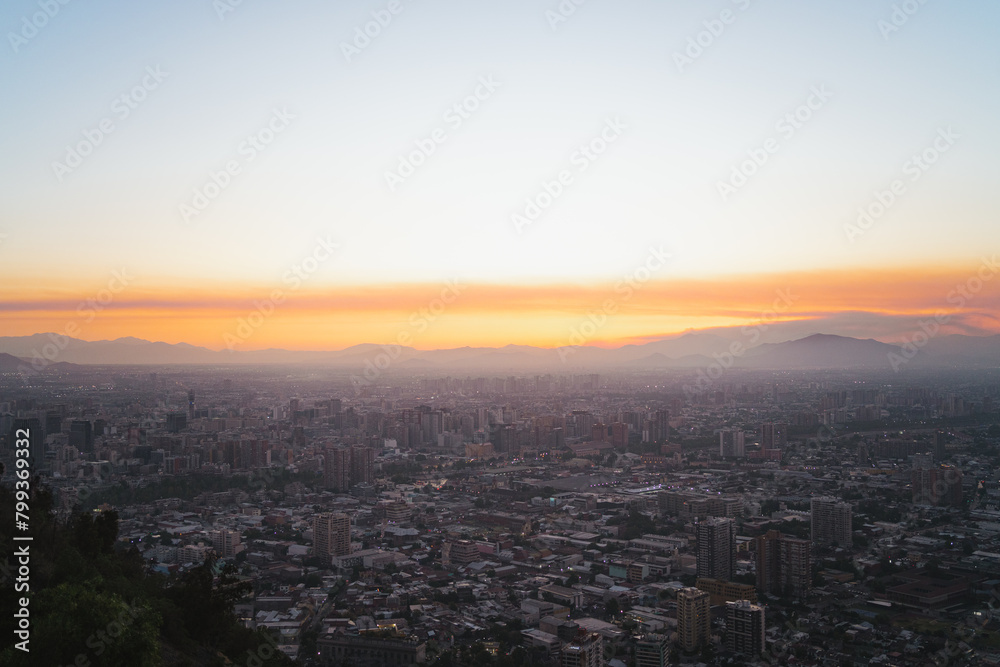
[552,427,565,450]
[610,422,628,449]
[934,429,947,461]
[560,631,602,667]
[635,634,670,667]
[495,424,517,455]
[620,410,642,432]
[760,422,787,450]
[696,578,757,605]
[726,600,765,657]
[810,497,852,548]
[697,517,735,581]
[676,587,711,653]
[719,430,745,458]
[654,409,670,442]
[165,412,187,433]
[445,539,479,566]
[324,446,352,492]
[591,423,607,442]
[314,512,351,560]
[350,446,375,486]
[384,500,411,524]
[209,529,241,557]
[756,530,811,600]
[912,465,963,507]
[188,390,195,420]
[425,410,444,442]
[69,419,93,452]
[44,411,62,438]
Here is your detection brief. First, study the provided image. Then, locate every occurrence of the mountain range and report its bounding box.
[2,332,1000,373]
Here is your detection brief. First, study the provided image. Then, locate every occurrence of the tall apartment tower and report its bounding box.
[810,497,852,548]
[726,600,765,657]
[635,634,670,667]
[209,529,241,558]
[756,530,811,600]
[323,446,352,492]
[719,430,745,458]
[654,409,670,442]
[676,587,711,653]
[591,423,608,442]
[697,517,736,582]
[69,419,94,452]
[760,422,787,451]
[350,445,375,486]
[560,631,602,667]
[934,429,947,461]
[313,512,351,560]
[610,422,628,449]
[912,465,963,507]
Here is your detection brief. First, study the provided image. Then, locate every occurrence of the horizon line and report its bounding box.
[3,329,984,356]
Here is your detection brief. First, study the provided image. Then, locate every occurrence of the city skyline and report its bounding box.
[4,2,1000,662]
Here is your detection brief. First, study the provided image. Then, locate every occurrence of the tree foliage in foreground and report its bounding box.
[0,481,293,666]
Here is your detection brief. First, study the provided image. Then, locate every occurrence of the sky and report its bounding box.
[1,0,998,351]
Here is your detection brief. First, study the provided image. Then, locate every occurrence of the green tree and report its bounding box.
[2,582,160,667]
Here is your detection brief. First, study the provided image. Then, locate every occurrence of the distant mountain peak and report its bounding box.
[0,331,996,370]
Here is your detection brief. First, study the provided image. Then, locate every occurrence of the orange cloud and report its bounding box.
[1,264,997,350]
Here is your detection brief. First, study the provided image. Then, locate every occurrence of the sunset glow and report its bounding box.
[2,0,998,353]
[2,266,996,350]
